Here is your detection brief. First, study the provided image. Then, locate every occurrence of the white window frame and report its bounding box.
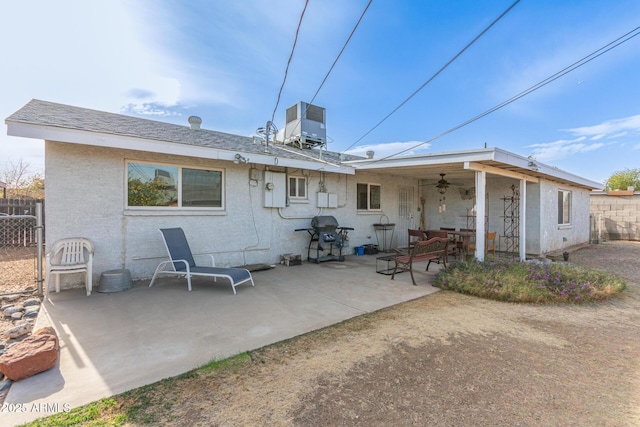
[558,189,571,225]
[125,160,224,210]
[357,182,382,211]
[288,176,307,200]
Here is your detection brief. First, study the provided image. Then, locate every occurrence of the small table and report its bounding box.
[373,223,395,252]
[376,255,400,275]
[448,231,476,257]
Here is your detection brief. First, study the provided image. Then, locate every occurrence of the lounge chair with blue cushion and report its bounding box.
[150,227,255,294]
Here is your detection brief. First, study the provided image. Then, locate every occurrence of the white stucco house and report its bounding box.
[5,99,602,290]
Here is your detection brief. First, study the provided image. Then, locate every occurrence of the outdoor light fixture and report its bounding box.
[439,196,446,213]
[234,153,249,164]
[528,160,539,172]
[436,173,450,195]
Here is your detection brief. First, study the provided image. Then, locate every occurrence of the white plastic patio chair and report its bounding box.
[46,237,95,296]
[149,228,255,294]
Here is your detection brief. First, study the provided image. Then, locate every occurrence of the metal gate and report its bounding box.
[501,185,520,257]
[0,203,44,296]
[397,187,415,249]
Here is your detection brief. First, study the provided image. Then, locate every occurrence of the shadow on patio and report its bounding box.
[4,254,443,425]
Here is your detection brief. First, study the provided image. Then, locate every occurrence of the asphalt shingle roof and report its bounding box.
[6,99,364,165]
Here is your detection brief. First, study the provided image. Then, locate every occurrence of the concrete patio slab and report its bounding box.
[2,254,442,425]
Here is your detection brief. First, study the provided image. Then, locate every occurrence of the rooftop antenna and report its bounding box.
[257,121,275,153]
[265,121,271,151]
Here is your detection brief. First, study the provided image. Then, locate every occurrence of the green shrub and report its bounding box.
[604,168,640,191]
[433,259,626,303]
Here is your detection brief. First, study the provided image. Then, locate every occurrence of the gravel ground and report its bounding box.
[0,246,41,403]
[0,247,40,337]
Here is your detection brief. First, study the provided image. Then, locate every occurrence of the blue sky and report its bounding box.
[2,0,639,186]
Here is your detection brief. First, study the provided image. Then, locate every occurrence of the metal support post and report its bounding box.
[36,202,44,297]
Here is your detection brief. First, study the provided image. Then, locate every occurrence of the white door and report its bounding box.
[397,187,415,249]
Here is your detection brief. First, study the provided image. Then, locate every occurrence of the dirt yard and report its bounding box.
[3,243,640,426]
[0,246,40,403]
[119,241,639,426]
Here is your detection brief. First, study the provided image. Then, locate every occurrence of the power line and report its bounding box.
[307,0,373,106]
[342,0,521,154]
[368,25,640,162]
[270,0,310,125]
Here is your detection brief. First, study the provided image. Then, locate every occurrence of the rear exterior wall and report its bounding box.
[536,180,591,254]
[44,141,418,289]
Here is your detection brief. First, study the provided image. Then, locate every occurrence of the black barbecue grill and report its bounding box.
[295,216,354,263]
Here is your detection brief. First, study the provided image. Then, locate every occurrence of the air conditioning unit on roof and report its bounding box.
[283,102,326,149]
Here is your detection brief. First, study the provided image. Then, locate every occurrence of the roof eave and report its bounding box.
[344,146,602,189]
[6,120,355,175]
[492,148,603,190]
[345,148,497,169]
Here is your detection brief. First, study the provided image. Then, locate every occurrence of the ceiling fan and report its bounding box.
[436,173,449,194]
[421,173,464,185]
[419,173,465,192]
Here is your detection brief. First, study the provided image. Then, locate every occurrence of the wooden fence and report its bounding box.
[0,198,45,246]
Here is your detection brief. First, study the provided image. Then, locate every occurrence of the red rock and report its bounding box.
[33,327,57,337]
[0,334,59,381]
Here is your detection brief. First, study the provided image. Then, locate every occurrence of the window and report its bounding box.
[288,176,307,199]
[558,190,571,225]
[127,162,223,209]
[357,183,381,211]
[182,168,223,207]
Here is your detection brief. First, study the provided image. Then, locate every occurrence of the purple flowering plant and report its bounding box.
[433,258,625,303]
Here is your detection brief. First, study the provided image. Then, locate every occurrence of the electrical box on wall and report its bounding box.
[328,193,337,208]
[317,192,327,207]
[317,192,338,208]
[264,171,286,208]
[249,168,261,182]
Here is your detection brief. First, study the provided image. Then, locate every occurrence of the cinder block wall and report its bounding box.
[590,193,640,241]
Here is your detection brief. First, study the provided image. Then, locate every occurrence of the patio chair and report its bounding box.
[428,230,458,259]
[486,232,497,255]
[407,229,428,251]
[150,227,255,294]
[460,228,477,255]
[46,237,94,296]
[440,227,461,258]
